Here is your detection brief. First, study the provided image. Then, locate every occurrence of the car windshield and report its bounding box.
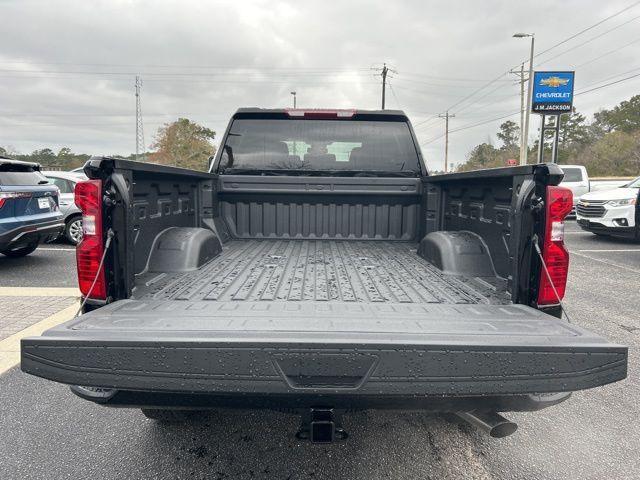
[624,177,640,188]
[217,118,421,176]
[560,167,583,182]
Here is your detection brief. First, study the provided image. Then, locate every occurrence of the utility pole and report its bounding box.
[438,111,455,173]
[135,75,145,162]
[290,91,297,108]
[510,63,526,164]
[513,32,535,165]
[381,63,388,109]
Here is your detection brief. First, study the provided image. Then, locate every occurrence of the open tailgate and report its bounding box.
[21,300,627,396]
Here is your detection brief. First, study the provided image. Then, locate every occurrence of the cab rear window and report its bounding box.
[218,118,421,175]
[560,167,583,182]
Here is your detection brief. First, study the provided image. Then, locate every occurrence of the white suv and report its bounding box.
[576,176,639,240]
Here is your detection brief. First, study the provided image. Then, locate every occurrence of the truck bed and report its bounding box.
[19,158,627,416]
[133,239,509,305]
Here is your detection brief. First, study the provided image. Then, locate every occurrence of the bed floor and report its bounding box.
[133,240,509,305]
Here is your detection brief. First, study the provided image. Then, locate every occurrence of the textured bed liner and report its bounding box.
[133,240,509,305]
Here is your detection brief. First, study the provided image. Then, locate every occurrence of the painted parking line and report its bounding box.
[0,287,80,297]
[569,250,640,274]
[578,249,640,253]
[0,302,78,374]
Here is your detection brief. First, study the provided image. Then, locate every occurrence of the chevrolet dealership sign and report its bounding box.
[532,71,575,114]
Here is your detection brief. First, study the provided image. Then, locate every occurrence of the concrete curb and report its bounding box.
[0,287,81,297]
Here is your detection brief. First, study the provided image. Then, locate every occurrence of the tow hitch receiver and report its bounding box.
[296,408,348,443]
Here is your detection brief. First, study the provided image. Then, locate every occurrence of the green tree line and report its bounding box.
[458,94,640,176]
[1,118,216,172]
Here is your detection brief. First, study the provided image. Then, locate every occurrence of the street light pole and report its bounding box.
[524,35,535,165]
[514,33,535,165]
[518,63,525,164]
[290,91,297,108]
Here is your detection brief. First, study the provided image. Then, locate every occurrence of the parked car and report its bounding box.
[0,158,64,257]
[576,175,640,240]
[43,170,88,245]
[558,165,589,216]
[21,109,627,441]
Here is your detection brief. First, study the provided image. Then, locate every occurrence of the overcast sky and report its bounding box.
[1,0,639,170]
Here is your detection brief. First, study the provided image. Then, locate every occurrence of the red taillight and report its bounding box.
[537,186,573,306]
[0,191,32,209]
[74,180,106,300]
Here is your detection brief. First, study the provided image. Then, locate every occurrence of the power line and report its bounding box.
[574,36,640,68]
[395,71,514,83]
[536,14,640,66]
[446,71,511,114]
[388,81,403,110]
[576,65,640,90]
[0,121,171,127]
[412,115,441,129]
[0,60,372,72]
[453,81,517,115]
[393,76,511,88]
[420,110,521,147]
[449,111,520,134]
[410,80,518,134]
[533,1,640,59]
[0,68,376,78]
[0,112,231,117]
[575,72,640,95]
[391,83,515,100]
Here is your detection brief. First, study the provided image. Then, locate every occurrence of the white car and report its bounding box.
[576,176,639,240]
[558,165,589,216]
[43,170,88,245]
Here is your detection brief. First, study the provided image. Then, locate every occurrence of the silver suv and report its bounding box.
[43,171,87,245]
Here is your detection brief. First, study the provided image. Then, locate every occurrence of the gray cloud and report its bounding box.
[1,0,639,170]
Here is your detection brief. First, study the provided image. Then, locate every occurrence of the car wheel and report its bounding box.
[1,243,38,257]
[141,409,207,423]
[65,216,83,245]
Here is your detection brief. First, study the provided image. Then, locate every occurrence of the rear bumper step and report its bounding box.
[21,300,627,398]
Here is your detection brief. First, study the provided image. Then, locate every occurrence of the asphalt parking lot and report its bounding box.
[0,243,76,287]
[0,223,638,480]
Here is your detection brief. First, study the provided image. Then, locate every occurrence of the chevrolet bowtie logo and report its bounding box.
[540,76,570,88]
[582,202,590,206]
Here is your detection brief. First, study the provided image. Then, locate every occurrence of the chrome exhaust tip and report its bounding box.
[456,411,518,438]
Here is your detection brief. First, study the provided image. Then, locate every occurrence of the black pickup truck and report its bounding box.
[21,109,627,441]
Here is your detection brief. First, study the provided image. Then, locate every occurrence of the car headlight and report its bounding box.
[606,198,637,207]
